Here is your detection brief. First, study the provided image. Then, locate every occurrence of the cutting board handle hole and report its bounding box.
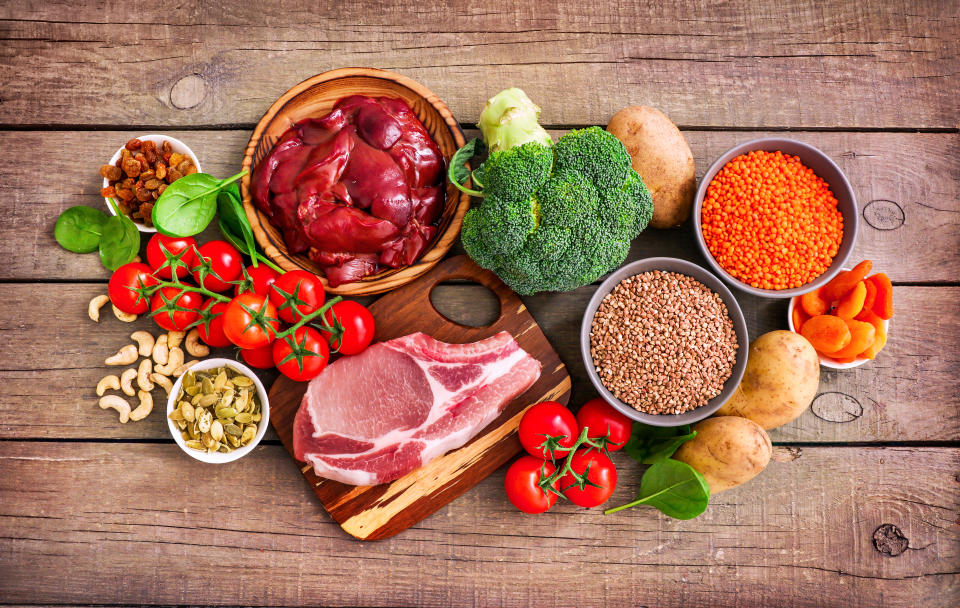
[429,281,500,327]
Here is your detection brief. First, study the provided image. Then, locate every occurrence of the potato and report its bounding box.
[607,106,695,228]
[673,416,772,494]
[717,330,820,430]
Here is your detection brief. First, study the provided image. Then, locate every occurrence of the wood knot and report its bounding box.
[811,392,863,423]
[873,523,909,556]
[863,200,905,231]
[170,74,206,110]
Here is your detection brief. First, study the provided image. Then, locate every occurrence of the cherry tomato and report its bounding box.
[222,293,280,349]
[108,262,158,314]
[558,449,617,508]
[272,326,330,382]
[149,287,203,331]
[322,300,375,355]
[269,270,325,323]
[191,240,243,292]
[504,455,558,514]
[240,343,276,369]
[195,299,231,348]
[576,397,633,452]
[146,234,197,280]
[235,264,280,297]
[518,401,579,460]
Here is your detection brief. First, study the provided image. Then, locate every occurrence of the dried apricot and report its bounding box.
[867,273,893,320]
[822,260,872,303]
[860,279,877,314]
[801,315,851,353]
[800,287,829,316]
[824,318,875,360]
[835,281,867,319]
[792,300,810,333]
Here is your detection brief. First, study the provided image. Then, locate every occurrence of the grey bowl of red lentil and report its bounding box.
[692,138,858,298]
[581,257,749,427]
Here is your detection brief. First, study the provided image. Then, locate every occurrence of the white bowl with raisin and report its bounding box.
[101,134,202,233]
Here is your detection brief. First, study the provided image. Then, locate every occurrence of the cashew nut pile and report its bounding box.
[92,314,203,424]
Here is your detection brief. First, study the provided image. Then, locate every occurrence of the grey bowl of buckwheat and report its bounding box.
[581,257,749,426]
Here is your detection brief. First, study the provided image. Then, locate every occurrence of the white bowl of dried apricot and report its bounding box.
[99,134,201,232]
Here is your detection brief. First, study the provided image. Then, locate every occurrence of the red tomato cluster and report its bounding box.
[505,398,631,514]
[109,233,376,382]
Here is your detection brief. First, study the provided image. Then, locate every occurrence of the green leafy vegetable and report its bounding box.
[54,206,109,253]
[216,182,282,273]
[624,423,697,464]
[98,200,140,271]
[448,137,484,196]
[152,170,246,237]
[605,459,709,519]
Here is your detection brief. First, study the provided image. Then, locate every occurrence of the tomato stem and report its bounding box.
[537,426,607,499]
[273,296,343,340]
[152,281,232,303]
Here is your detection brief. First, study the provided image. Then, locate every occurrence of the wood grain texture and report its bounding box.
[0,1,957,128]
[5,130,958,282]
[239,68,471,295]
[0,283,955,443]
[0,441,956,607]
[268,256,571,539]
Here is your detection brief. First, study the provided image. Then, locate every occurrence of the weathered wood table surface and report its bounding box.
[1,1,958,606]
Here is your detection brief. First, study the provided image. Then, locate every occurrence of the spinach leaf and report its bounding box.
[624,423,697,464]
[448,138,485,197]
[217,183,256,259]
[54,206,109,253]
[152,170,247,238]
[605,459,709,519]
[98,210,140,271]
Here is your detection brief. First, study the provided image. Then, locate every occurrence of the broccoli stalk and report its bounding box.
[451,89,653,295]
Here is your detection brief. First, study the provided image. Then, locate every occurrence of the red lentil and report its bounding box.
[700,150,844,290]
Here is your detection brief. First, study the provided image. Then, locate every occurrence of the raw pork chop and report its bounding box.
[293,331,541,486]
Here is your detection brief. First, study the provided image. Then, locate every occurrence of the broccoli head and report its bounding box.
[454,90,653,295]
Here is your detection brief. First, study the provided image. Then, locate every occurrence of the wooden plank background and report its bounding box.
[0,0,958,606]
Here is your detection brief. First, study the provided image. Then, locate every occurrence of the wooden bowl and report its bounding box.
[240,68,469,295]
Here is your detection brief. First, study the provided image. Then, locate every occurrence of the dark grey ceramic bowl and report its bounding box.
[580,257,749,427]
[692,138,858,298]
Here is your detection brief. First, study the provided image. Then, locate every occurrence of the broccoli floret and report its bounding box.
[553,127,631,192]
[455,89,654,295]
[479,142,553,201]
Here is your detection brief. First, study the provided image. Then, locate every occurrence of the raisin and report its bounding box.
[166,168,183,183]
[144,148,157,164]
[168,152,184,168]
[155,162,167,180]
[156,183,167,195]
[151,189,159,200]
[162,141,172,155]
[99,164,122,181]
[140,202,154,219]
[117,188,135,202]
[136,187,152,202]
[121,177,135,188]
[122,158,141,178]
[125,138,142,151]
[144,178,161,190]
[101,185,117,198]
[176,159,192,174]
[140,169,155,181]
[142,140,156,153]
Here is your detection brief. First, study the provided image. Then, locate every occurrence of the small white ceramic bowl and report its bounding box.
[787,273,889,370]
[103,134,202,233]
[166,358,269,463]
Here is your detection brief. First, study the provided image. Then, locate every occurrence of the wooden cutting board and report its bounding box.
[268,255,571,540]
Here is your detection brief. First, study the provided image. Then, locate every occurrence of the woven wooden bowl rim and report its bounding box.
[240,67,469,295]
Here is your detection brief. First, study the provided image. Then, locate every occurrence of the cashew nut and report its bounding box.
[152,334,169,366]
[129,390,153,421]
[99,395,131,423]
[155,346,184,376]
[112,304,137,323]
[184,328,210,357]
[167,330,185,349]
[151,372,173,395]
[173,359,199,377]
[137,358,154,391]
[120,368,137,396]
[105,344,138,366]
[88,295,110,323]
[96,374,120,396]
[131,331,155,357]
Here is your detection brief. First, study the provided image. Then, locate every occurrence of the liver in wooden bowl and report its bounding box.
[241,67,470,296]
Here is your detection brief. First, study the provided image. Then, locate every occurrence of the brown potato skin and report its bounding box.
[717,330,820,430]
[673,416,772,494]
[607,106,695,229]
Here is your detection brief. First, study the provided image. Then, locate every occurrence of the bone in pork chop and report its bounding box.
[293,331,542,486]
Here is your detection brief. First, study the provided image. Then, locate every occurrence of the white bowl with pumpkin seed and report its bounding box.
[166,358,269,463]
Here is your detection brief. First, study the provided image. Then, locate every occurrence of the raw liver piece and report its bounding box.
[293,332,542,486]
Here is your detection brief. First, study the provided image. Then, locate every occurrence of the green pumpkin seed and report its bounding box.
[201,377,215,395]
[197,394,219,407]
[184,383,200,396]
[226,434,241,447]
[210,420,224,442]
[213,371,227,392]
[216,407,238,419]
[232,375,254,387]
[234,412,252,424]
[183,372,196,388]
[185,439,203,450]
[224,423,243,437]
